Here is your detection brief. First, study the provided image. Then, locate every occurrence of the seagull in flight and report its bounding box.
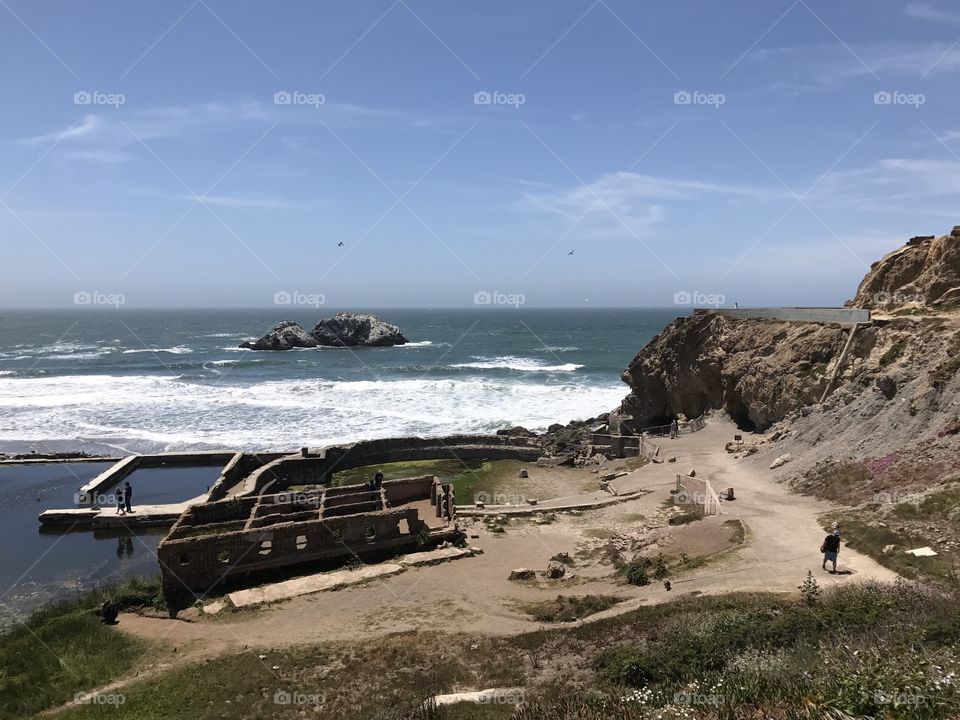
[567,250,574,255]
[337,242,344,247]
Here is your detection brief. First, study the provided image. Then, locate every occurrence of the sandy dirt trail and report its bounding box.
[113,418,897,663]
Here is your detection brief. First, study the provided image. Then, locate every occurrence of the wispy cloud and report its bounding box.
[904,2,960,26]
[525,170,784,221]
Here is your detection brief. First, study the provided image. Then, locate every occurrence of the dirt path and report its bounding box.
[110,419,897,665]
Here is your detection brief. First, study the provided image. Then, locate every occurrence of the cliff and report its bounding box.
[617,226,960,436]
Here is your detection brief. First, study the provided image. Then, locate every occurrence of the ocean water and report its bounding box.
[0,308,682,623]
[0,308,682,454]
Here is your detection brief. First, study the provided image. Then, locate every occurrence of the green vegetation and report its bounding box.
[830,517,958,583]
[0,576,160,719]
[12,581,960,719]
[523,595,623,623]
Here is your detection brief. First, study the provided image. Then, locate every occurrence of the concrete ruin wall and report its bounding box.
[246,434,541,496]
[675,473,721,516]
[159,505,432,597]
[159,475,456,600]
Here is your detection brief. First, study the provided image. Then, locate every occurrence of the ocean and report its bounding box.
[0,308,682,454]
[0,308,681,622]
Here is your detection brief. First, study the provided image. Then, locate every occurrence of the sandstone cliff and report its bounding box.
[617,226,960,436]
[848,227,960,310]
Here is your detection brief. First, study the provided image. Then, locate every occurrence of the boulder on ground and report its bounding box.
[509,568,536,581]
[770,453,793,469]
[544,561,566,579]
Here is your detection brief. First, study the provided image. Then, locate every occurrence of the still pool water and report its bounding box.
[0,462,220,630]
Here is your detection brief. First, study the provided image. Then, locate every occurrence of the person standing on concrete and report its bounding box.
[123,481,133,514]
[115,486,126,515]
[821,531,841,573]
[670,419,679,439]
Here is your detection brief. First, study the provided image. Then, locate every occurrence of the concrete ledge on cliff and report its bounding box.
[710,307,870,325]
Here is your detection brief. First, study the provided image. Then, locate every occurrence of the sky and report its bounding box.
[1,0,960,309]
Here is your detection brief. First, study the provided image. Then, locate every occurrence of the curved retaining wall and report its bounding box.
[243,434,542,497]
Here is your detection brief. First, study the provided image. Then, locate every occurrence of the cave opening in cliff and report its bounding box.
[725,400,757,432]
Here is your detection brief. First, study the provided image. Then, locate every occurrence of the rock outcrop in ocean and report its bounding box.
[241,313,408,350]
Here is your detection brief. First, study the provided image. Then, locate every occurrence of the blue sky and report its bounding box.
[2,0,960,308]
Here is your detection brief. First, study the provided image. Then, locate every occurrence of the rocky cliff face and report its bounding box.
[241,313,407,350]
[618,312,847,431]
[617,225,960,434]
[848,227,960,310]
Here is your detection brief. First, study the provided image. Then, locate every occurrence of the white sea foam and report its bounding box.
[121,346,193,355]
[0,373,623,452]
[451,356,584,372]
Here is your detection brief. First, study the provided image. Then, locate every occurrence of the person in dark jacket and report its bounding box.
[821,531,841,572]
[123,481,133,513]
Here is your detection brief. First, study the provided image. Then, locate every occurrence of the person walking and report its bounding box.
[123,481,133,514]
[821,529,841,573]
[115,486,126,515]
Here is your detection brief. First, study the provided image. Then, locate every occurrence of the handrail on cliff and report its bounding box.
[639,412,706,437]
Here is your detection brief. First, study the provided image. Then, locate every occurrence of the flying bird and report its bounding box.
[567,250,574,255]
[337,242,344,247]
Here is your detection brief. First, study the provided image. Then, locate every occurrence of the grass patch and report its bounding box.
[0,576,160,719]
[523,595,623,623]
[724,518,745,544]
[830,517,957,582]
[49,632,526,720]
